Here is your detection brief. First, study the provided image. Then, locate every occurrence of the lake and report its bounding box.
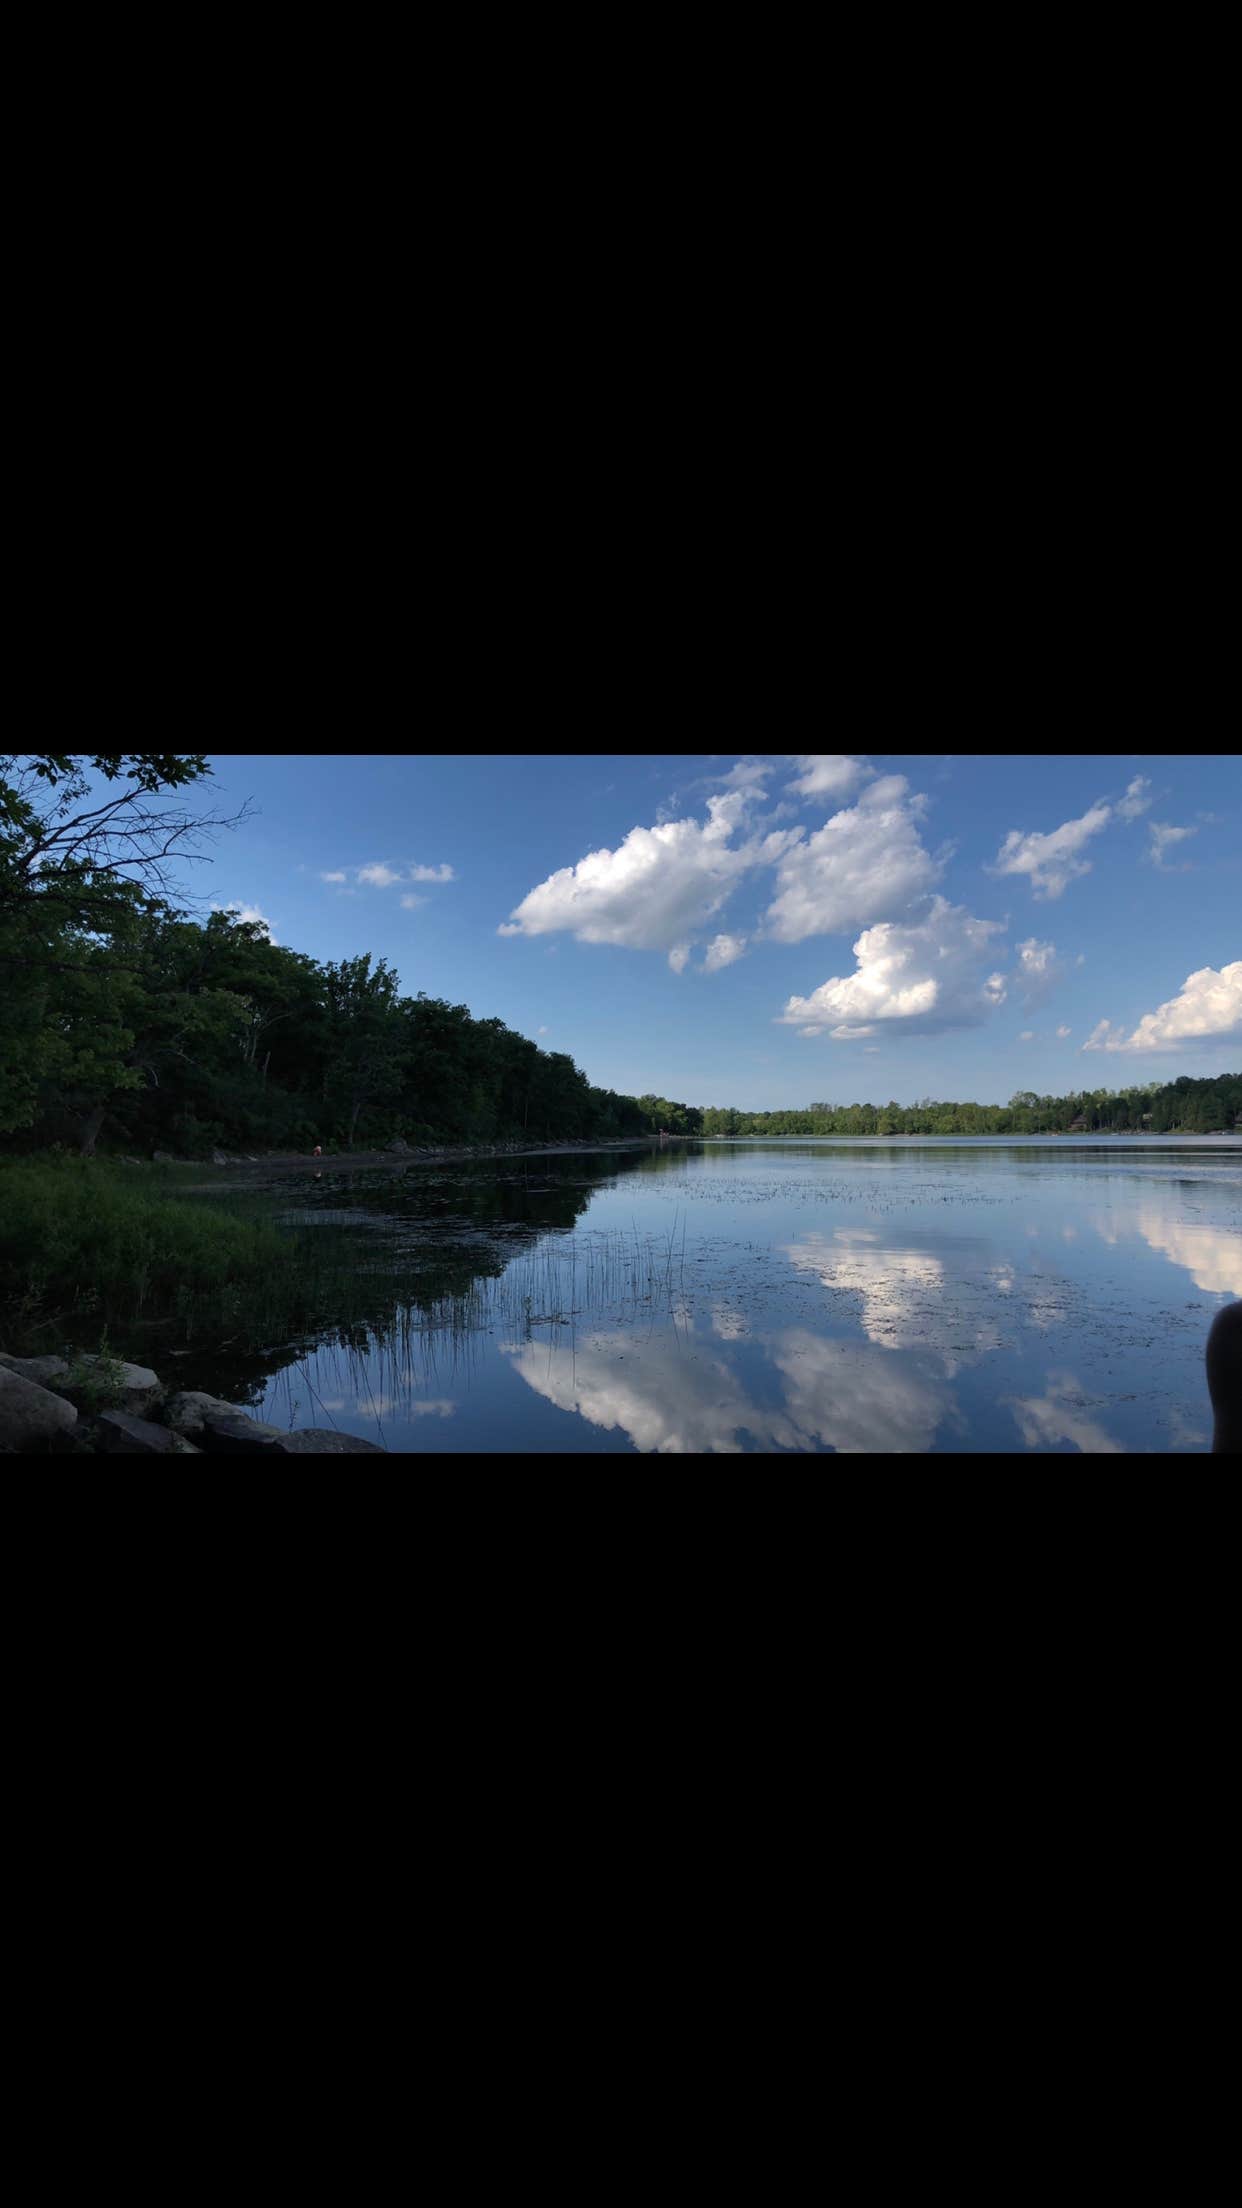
[172,1137,1242,1453]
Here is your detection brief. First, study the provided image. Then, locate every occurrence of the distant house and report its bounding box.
[1068,1115,1089,1132]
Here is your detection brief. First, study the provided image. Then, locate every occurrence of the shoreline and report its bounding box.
[140,1135,667,1184]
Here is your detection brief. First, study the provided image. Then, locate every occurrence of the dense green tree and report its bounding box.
[320,955,406,1148]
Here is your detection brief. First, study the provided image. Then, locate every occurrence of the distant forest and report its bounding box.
[686,1073,1240,1138]
[1,756,1237,1157]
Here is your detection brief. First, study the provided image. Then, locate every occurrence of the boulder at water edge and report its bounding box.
[198,1407,290,1453]
[0,1353,71,1387]
[95,1411,202,1453]
[164,1390,252,1439]
[0,1366,78,1451]
[53,1358,164,1416]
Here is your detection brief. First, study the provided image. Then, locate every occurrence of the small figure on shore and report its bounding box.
[313,1144,322,1158]
[1206,1301,1242,1453]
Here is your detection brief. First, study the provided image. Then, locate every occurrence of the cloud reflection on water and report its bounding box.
[770,1332,949,1453]
[1007,1374,1121,1454]
[501,1323,950,1454]
[1132,1209,1242,1297]
[499,1331,802,1453]
[780,1229,1004,1371]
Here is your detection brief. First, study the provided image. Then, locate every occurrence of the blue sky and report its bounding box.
[147,752,1239,1109]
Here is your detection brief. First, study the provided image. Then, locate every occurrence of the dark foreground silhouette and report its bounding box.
[1206,1303,1242,1453]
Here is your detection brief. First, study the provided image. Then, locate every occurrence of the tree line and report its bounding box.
[0,753,663,1155]
[690,1074,1240,1137]
[1,756,1235,1157]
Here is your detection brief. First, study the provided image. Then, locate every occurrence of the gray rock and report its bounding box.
[199,1407,289,1453]
[96,1410,202,1453]
[387,1136,411,1153]
[53,1357,164,1415]
[0,1352,71,1386]
[164,1389,251,1438]
[0,1366,78,1451]
[212,1151,229,1165]
[153,1150,176,1163]
[269,1429,387,1453]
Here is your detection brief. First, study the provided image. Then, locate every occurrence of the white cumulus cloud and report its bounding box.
[1117,775,1153,821]
[776,896,1007,1039]
[400,893,426,910]
[1015,936,1063,1008]
[762,776,940,943]
[1147,821,1197,870]
[212,900,277,942]
[329,861,454,891]
[989,802,1112,899]
[785,755,870,801]
[717,758,776,791]
[702,933,747,972]
[499,790,769,956]
[1082,961,1242,1053]
[1056,1024,1072,1038]
[497,765,942,965]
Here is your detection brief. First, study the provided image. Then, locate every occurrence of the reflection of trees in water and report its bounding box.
[168,1151,653,1408]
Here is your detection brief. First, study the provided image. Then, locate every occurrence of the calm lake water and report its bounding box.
[183,1139,1242,1454]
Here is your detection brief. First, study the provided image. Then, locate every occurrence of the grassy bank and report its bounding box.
[0,1157,299,1347]
[0,1155,516,1368]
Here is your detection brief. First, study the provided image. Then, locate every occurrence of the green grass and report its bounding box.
[0,1155,506,1360]
[0,1156,295,1346]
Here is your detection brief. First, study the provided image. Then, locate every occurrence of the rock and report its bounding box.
[212,1151,229,1165]
[0,1366,78,1450]
[121,1156,143,1165]
[95,1410,202,1454]
[0,1352,71,1387]
[164,1389,251,1438]
[387,1137,411,1153]
[198,1407,290,1453]
[269,1429,387,1453]
[54,1357,164,1415]
[153,1150,176,1163]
